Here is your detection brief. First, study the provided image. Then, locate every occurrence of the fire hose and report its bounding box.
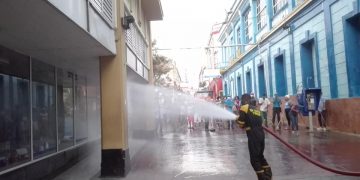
[263,127,360,176]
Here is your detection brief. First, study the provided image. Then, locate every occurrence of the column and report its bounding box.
[100,0,130,177]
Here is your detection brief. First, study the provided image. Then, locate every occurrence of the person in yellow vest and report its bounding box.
[236,93,272,180]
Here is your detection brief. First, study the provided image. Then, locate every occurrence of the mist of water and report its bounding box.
[127,82,237,122]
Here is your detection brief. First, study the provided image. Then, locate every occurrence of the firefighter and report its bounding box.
[236,93,272,180]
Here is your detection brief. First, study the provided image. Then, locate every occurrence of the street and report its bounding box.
[54,127,358,180]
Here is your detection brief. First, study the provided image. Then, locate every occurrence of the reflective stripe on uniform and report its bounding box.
[240,104,249,113]
[245,127,251,131]
[256,170,264,174]
[249,109,261,117]
[262,165,270,168]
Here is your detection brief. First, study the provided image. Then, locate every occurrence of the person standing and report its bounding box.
[236,94,272,180]
[187,106,194,129]
[290,102,299,135]
[250,92,257,106]
[234,96,240,111]
[258,94,270,127]
[231,96,240,129]
[225,97,234,129]
[272,93,282,130]
[284,95,291,130]
[317,93,327,131]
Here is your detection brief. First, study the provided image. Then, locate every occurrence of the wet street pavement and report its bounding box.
[53,126,360,180]
[266,125,360,172]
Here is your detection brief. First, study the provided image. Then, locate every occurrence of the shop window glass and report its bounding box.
[0,46,31,171]
[57,69,74,150]
[75,75,88,143]
[32,60,56,158]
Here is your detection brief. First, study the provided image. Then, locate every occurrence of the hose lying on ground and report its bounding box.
[263,127,360,176]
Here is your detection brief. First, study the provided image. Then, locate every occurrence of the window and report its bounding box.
[230,37,234,58]
[57,69,74,150]
[237,28,241,44]
[257,0,267,30]
[221,41,226,67]
[244,9,251,43]
[273,0,287,14]
[75,75,88,143]
[0,46,31,171]
[32,60,56,158]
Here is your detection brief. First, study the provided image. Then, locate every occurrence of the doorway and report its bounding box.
[344,15,360,97]
[275,55,287,96]
[258,65,266,96]
[246,71,252,93]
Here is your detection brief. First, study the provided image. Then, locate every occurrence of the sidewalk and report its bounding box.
[265,125,360,172]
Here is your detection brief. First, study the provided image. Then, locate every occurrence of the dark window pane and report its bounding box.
[0,46,30,171]
[32,60,57,158]
[75,75,88,143]
[57,70,74,150]
[0,45,30,79]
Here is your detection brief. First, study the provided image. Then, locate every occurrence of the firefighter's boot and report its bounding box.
[256,171,266,180]
[263,166,272,180]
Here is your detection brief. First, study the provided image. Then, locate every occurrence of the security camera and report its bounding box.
[122,15,135,30]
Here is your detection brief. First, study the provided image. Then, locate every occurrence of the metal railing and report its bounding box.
[125,23,147,64]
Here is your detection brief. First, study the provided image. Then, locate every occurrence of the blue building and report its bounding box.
[219,0,360,100]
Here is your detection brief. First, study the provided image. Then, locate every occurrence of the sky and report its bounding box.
[151,0,235,88]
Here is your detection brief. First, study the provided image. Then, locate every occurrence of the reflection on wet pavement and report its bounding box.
[267,126,360,172]
[54,129,359,180]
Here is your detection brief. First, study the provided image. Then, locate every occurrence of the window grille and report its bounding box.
[257,0,267,30]
[125,23,148,64]
[244,10,251,43]
[90,0,114,27]
[273,0,287,14]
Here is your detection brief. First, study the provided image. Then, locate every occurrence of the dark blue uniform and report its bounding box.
[236,104,272,180]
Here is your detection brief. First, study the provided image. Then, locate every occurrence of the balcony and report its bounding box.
[215,62,230,70]
[0,0,116,67]
[141,0,163,21]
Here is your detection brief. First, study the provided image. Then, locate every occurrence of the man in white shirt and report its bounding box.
[258,94,271,127]
[317,93,327,131]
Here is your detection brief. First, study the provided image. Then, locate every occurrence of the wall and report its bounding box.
[221,0,360,135]
[292,12,330,97]
[330,0,354,98]
[270,34,292,95]
[326,98,360,134]
[48,0,116,54]
[48,0,87,29]
[223,0,354,99]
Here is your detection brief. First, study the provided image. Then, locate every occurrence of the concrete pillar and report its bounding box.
[100,0,130,177]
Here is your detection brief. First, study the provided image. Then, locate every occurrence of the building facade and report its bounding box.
[198,23,224,98]
[0,0,162,178]
[220,0,360,133]
[220,0,360,99]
